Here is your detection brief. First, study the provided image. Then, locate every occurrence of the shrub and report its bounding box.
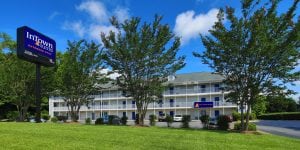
[85,118,91,125]
[51,117,58,123]
[149,114,156,126]
[57,116,68,122]
[234,122,257,131]
[257,112,300,120]
[6,111,19,121]
[250,113,256,120]
[232,111,241,121]
[108,115,120,125]
[108,115,114,125]
[181,115,191,128]
[217,115,231,130]
[121,116,128,125]
[95,118,104,125]
[165,115,173,127]
[42,114,50,122]
[200,115,210,129]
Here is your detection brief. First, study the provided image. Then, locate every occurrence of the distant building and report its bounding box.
[49,72,237,121]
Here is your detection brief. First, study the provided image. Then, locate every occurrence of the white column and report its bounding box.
[108,89,110,115]
[117,99,119,117]
[185,83,187,115]
[222,91,225,115]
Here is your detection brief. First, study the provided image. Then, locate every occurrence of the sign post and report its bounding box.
[17,26,56,123]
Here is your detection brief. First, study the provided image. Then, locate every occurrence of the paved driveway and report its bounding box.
[255,120,300,139]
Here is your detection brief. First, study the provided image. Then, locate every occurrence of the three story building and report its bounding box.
[49,72,237,121]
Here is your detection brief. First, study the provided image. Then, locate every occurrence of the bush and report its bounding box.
[181,115,191,128]
[51,117,58,123]
[57,116,68,122]
[121,116,128,125]
[6,111,19,121]
[200,115,210,128]
[95,118,104,125]
[217,115,231,130]
[257,112,300,120]
[85,118,91,125]
[42,114,50,122]
[165,115,173,127]
[149,114,156,126]
[232,111,241,121]
[108,115,120,125]
[250,113,256,120]
[234,122,257,131]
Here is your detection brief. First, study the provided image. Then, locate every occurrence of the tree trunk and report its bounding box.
[245,103,251,131]
[240,101,245,131]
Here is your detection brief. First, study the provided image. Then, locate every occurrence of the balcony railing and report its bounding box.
[164,87,222,95]
[52,101,236,111]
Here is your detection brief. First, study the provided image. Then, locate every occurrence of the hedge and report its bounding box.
[234,122,256,131]
[257,112,300,120]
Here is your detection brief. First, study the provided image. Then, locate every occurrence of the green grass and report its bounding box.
[0,122,299,150]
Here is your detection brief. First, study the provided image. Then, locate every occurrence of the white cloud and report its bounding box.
[76,0,108,23]
[62,21,86,37]
[174,9,219,44]
[113,7,130,23]
[88,24,117,41]
[62,0,130,41]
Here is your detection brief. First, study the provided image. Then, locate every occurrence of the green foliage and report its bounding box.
[266,96,297,113]
[258,112,300,120]
[252,96,266,116]
[234,122,256,131]
[85,118,91,125]
[95,118,104,125]
[165,115,173,127]
[232,111,241,121]
[121,116,128,125]
[181,115,191,128]
[149,114,156,126]
[57,116,67,122]
[200,115,210,128]
[217,115,231,130]
[135,114,139,125]
[41,114,50,122]
[6,111,19,121]
[194,0,300,131]
[101,15,185,126]
[55,40,108,122]
[50,117,58,123]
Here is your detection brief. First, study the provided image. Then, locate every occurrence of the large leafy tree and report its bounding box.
[194,0,300,131]
[0,33,35,121]
[55,40,108,122]
[101,16,185,126]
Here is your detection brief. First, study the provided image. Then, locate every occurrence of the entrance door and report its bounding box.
[132,112,136,120]
[170,111,174,117]
[215,110,220,118]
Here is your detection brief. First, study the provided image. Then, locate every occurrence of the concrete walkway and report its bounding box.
[254,120,300,139]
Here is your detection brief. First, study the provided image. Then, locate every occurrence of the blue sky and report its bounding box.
[0,0,299,100]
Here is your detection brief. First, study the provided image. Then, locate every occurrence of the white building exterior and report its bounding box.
[49,72,237,121]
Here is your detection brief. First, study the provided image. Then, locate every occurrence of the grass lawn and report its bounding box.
[0,122,299,150]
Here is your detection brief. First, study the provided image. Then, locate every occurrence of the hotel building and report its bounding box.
[49,72,237,121]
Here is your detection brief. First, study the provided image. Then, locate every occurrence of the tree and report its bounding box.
[194,0,300,131]
[266,95,297,112]
[165,115,173,127]
[101,16,185,126]
[252,95,266,116]
[55,40,108,122]
[0,33,35,121]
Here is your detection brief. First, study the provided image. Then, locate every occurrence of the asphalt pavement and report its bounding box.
[254,120,300,139]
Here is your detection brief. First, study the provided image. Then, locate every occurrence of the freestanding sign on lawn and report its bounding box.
[194,102,214,108]
[17,26,56,66]
[17,26,56,122]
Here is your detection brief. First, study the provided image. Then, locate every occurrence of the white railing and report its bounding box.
[52,101,236,111]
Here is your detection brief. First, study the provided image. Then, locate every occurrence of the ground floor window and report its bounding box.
[132,112,135,120]
[123,112,126,117]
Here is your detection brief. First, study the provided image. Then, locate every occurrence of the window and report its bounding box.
[132,112,136,120]
[159,111,163,116]
[92,113,95,120]
[170,111,174,117]
[215,110,220,117]
[201,98,206,102]
[214,97,220,106]
[169,87,174,94]
[123,112,126,117]
[214,84,220,92]
[170,99,174,107]
[200,85,206,93]
[54,102,58,107]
